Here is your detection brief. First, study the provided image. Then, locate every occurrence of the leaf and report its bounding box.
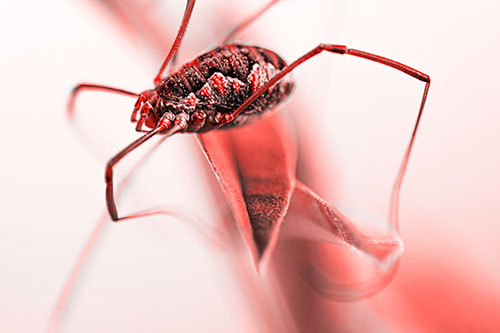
[198,112,296,266]
[277,180,403,301]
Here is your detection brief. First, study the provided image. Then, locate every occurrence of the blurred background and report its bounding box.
[1,0,499,331]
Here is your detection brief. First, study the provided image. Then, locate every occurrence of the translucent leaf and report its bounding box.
[198,112,296,265]
[274,181,403,301]
[285,181,403,270]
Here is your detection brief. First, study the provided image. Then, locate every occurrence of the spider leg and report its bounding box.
[48,116,191,332]
[168,0,280,74]
[156,0,280,78]
[224,44,429,124]
[66,83,140,158]
[105,113,189,221]
[154,0,196,84]
[67,83,139,119]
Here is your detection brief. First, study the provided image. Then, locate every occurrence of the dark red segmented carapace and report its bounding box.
[132,44,294,133]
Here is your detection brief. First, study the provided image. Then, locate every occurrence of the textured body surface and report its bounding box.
[153,43,294,132]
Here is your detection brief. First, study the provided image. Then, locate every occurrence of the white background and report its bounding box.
[1,0,500,331]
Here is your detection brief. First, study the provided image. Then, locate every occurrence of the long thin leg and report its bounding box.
[154,0,196,85]
[67,83,139,119]
[222,44,429,125]
[48,126,217,332]
[169,0,279,75]
[67,83,140,159]
[105,113,189,221]
[218,0,280,45]
[389,81,430,228]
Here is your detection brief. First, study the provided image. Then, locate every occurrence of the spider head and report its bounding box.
[131,90,160,132]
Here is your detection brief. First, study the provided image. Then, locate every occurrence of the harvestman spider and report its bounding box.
[67,0,430,222]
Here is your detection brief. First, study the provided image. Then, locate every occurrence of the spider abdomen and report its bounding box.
[156,43,294,132]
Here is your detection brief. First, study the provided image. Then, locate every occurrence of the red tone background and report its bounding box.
[1,0,499,331]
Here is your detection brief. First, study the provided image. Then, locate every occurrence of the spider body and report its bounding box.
[134,44,293,133]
